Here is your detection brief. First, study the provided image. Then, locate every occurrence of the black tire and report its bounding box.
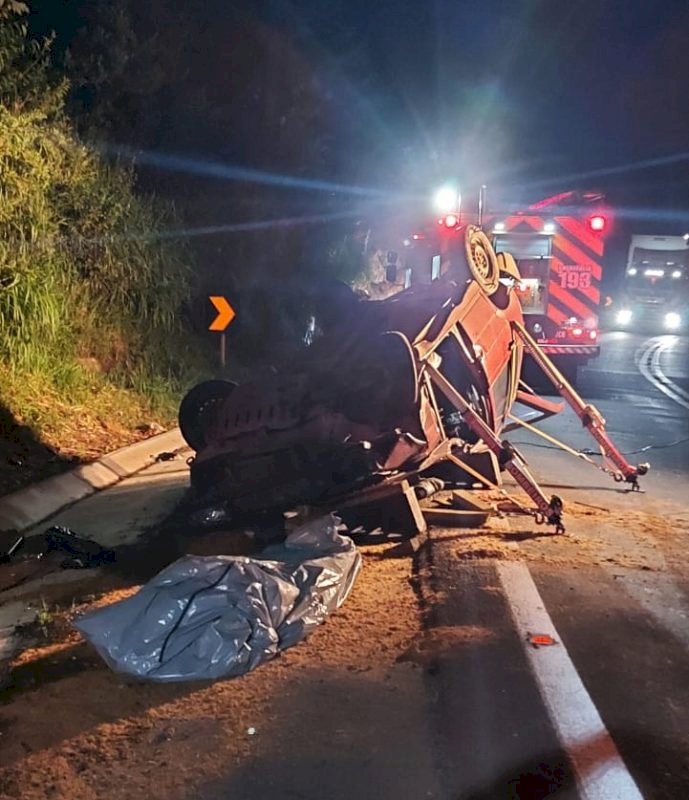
[178,380,237,451]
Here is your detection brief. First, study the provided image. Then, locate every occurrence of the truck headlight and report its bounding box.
[616,309,632,325]
[664,312,681,330]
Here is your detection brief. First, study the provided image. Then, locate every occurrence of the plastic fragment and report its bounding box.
[527,633,558,648]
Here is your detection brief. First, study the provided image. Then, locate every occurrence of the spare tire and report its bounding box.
[178,380,237,451]
[464,225,500,296]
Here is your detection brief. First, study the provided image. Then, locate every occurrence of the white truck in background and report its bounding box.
[612,234,689,332]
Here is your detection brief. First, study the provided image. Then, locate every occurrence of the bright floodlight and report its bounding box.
[543,222,556,234]
[684,233,689,241]
[616,309,632,325]
[664,312,681,330]
[627,268,637,276]
[589,215,606,232]
[494,221,506,232]
[433,185,460,213]
[672,270,682,279]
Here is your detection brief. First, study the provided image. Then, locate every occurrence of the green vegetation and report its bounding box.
[35,598,53,638]
[0,3,209,467]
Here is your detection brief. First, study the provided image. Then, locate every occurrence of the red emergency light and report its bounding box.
[588,215,606,232]
[439,214,458,229]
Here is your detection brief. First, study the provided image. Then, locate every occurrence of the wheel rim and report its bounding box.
[465,225,500,296]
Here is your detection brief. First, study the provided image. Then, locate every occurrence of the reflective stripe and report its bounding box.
[505,215,544,232]
[538,345,599,355]
[553,233,603,282]
[547,305,569,325]
[548,280,596,321]
[550,256,601,305]
[555,215,604,258]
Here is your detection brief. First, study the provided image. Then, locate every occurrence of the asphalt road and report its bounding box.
[3,332,687,800]
[427,330,689,799]
[516,331,689,494]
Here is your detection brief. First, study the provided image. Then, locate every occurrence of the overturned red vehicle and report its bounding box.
[180,226,647,533]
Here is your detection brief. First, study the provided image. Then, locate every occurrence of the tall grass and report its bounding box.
[0,12,211,448]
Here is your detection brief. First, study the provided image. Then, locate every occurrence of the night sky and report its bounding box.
[31,0,689,263]
[258,0,689,279]
[270,0,689,211]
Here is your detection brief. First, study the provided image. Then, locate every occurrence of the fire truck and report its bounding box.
[400,190,611,382]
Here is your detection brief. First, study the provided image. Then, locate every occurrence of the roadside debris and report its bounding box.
[414,478,445,500]
[423,489,493,528]
[0,533,24,564]
[136,422,165,435]
[42,526,115,569]
[527,633,558,648]
[74,514,361,682]
[189,502,232,528]
[155,451,178,462]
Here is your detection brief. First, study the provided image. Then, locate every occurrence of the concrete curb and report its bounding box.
[0,428,186,534]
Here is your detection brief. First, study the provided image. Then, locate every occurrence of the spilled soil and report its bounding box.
[1,482,687,799]
[0,532,441,800]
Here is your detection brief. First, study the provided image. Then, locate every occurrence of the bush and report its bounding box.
[0,5,210,446]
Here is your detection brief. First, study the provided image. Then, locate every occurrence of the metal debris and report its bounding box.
[0,534,24,565]
[42,526,115,569]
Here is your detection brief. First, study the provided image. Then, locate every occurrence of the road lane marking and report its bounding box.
[636,337,689,411]
[650,340,689,402]
[496,561,644,800]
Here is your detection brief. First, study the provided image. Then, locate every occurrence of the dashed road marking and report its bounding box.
[497,561,644,800]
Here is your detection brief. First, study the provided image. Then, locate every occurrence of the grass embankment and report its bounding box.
[1,362,181,463]
[0,10,210,494]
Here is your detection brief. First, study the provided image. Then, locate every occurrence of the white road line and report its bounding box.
[636,338,689,411]
[651,340,689,402]
[496,561,644,800]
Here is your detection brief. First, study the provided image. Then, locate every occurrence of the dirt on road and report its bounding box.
[1,489,686,800]
[0,532,441,800]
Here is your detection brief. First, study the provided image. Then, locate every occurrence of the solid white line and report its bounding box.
[496,561,644,800]
[651,340,689,402]
[636,338,689,411]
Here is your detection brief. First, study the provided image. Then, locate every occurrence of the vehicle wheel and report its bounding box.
[178,380,237,451]
[464,225,500,297]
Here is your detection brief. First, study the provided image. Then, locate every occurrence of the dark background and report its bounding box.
[28,0,689,296]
